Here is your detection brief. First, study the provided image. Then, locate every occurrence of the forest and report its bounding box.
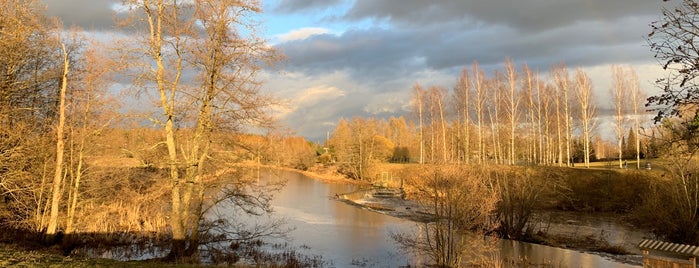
[2,0,699,267]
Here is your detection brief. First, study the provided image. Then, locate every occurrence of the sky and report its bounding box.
[42,0,671,142]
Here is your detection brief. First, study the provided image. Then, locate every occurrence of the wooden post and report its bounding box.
[690,256,696,267]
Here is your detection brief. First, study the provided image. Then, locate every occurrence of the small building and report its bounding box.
[638,239,699,268]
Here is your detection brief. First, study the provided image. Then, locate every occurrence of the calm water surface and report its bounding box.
[260,170,641,267]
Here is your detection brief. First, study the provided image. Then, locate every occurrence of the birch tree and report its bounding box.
[429,86,449,163]
[628,67,645,169]
[552,64,572,166]
[454,68,471,163]
[65,42,117,234]
[504,58,519,165]
[523,65,538,164]
[610,65,628,168]
[412,83,426,164]
[552,74,564,166]
[473,62,487,164]
[575,69,596,167]
[45,42,69,239]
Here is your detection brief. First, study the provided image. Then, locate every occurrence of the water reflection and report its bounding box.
[263,170,414,267]
[238,170,641,267]
[499,236,640,267]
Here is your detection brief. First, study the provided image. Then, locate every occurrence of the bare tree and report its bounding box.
[552,64,572,166]
[121,0,279,259]
[392,165,498,267]
[45,41,69,239]
[454,68,471,164]
[65,41,117,235]
[412,83,426,164]
[504,58,520,165]
[628,67,645,169]
[494,167,557,239]
[473,62,487,164]
[575,69,596,167]
[0,0,66,233]
[541,82,554,165]
[523,64,538,164]
[429,86,449,163]
[647,0,699,122]
[488,75,502,164]
[610,65,628,168]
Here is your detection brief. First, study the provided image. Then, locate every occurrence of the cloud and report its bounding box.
[296,85,346,105]
[38,0,672,141]
[276,27,332,42]
[274,11,656,88]
[42,0,118,30]
[273,0,345,13]
[343,0,663,32]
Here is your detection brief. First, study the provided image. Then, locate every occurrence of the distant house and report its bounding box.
[638,239,699,268]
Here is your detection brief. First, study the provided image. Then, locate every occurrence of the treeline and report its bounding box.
[327,59,656,180]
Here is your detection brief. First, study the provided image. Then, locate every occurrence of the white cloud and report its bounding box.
[296,85,346,106]
[363,91,408,115]
[276,27,331,42]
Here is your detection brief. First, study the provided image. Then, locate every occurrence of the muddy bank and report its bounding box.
[527,211,650,254]
[334,191,434,222]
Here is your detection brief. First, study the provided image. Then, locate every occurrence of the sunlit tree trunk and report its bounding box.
[553,80,565,166]
[541,84,553,165]
[412,84,425,164]
[628,67,644,169]
[432,86,448,163]
[454,68,471,164]
[125,0,186,255]
[611,65,627,168]
[575,69,596,168]
[46,42,69,239]
[523,66,541,164]
[489,76,502,164]
[553,65,572,166]
[473,62,486,164]
[504,58,519,165]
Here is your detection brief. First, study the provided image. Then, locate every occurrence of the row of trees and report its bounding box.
[410,60,647,167]
[326,61,650,180]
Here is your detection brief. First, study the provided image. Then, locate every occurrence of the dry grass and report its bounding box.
[0,243,206,268]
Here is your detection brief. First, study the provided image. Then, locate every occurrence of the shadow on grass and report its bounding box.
[0,226,325,267]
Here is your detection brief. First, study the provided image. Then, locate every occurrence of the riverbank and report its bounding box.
[0,243,207,268]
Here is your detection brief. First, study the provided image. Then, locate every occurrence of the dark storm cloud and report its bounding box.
[273,0,345,13]
[42,0,118,30]
[344,0,662,32]
[277,28,428,83]
[275,10,656,84]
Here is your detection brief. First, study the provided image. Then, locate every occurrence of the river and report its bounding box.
[260,169,643,267]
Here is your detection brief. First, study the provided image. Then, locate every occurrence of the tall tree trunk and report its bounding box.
[473,62,485,164]
[611,65,627,168]
[505,58,517,165]
[576,69,595,168]
[46,42,69,239]
[436,88,448,163]
[414,84,425,164]
[628,67,643,169]
[554,81,563,167]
